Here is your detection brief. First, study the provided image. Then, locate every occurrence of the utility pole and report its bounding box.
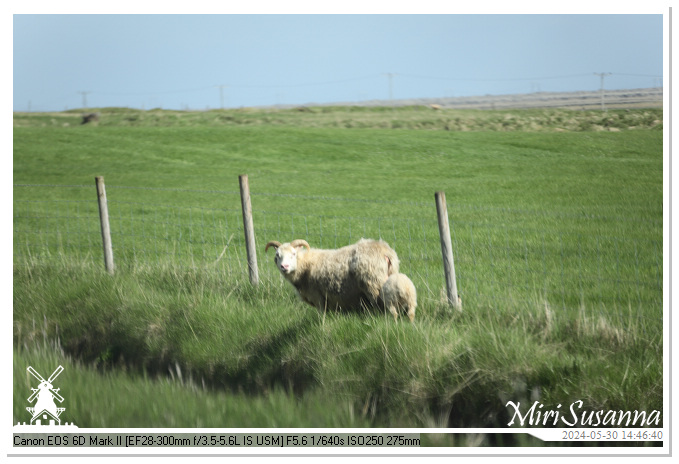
[593,72,612,111]
[216,84,227,109]
[78,91,91,109]
[383,73,396,101]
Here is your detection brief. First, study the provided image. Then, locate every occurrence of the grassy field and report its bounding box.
[13,106,663,440]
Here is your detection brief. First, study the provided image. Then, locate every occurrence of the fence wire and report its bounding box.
[13,184,662,319]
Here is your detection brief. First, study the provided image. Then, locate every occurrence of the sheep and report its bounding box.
[264,238,399,313]
[379,273,417,322]
[81,112,100,124]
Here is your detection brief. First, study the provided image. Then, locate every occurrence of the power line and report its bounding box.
[86,76,383,98]
[77,71,662,102]
[225,75,381,89]
[614,73,663,78]
[92,86,215,96]
[397,73,595,82]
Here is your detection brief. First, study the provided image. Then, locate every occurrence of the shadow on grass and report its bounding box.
[209,316,317,396]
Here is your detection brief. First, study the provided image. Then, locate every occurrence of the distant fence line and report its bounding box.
[13,179,662,318]
[13,183,661,225]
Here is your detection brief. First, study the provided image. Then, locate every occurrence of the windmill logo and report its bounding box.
[14,365,78,429]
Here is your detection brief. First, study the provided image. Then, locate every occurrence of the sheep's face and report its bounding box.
[273,243,300,275]
[265,239,310,277]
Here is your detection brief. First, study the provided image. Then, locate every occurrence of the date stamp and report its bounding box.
[525,428,664,442]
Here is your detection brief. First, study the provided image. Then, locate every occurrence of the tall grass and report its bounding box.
[14,339,372,428]
[13,106,663,133]
[13,255,662,429]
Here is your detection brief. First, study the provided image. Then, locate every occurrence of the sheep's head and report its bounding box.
[265,239,310,276]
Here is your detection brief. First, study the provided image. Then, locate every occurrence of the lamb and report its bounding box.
[265,238,399,313]
[379,273,417,322]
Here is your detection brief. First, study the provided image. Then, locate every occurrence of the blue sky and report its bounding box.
[13,13,665,111]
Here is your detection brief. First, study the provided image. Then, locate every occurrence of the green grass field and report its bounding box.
[13,107,663,440]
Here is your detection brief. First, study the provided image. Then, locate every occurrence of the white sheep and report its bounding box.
[379,273,417,322]
[264,238,399,313]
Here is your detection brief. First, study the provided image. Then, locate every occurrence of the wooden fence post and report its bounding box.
[95,176,115,274]
[435,191,461,309]
[239,174,259,286]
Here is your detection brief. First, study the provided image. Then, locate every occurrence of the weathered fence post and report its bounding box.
[95,176,115,274]
[239,174,259,286]
[435,191,461,309]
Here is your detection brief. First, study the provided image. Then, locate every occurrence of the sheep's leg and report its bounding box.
[407,307,415,323]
